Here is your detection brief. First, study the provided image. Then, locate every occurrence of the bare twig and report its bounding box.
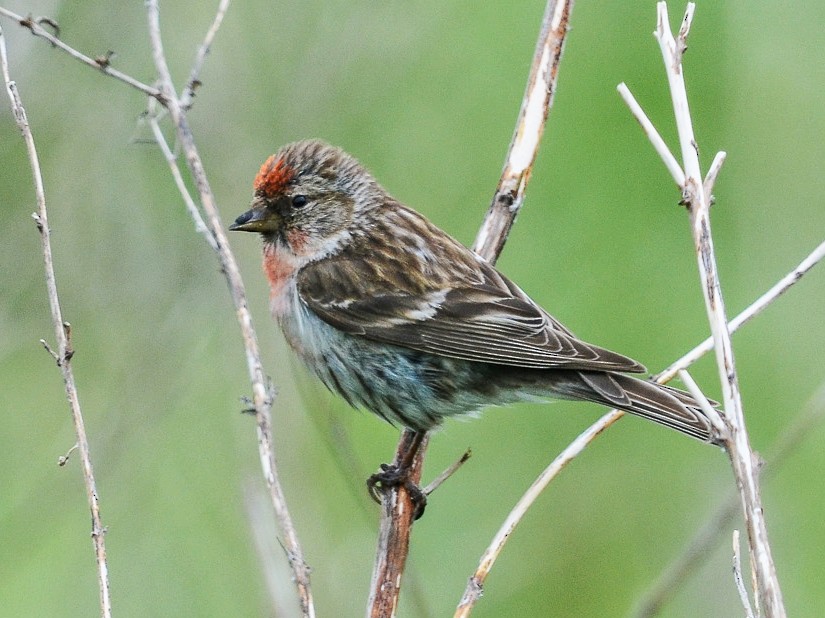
[455,408,623,617]
[145,98,218,251]
[660,236,825,383]
[732,530,757,618]
[422,449,472,496]
[677,369,726,436]
[0,6,163,101]
[58,443,79,467]
[244,481,298,617]
[2,3,313,613]
[703,151,726,200]
[0,22,112,618]
[651,4,785,614]
[180,0,231,110]
[617,82,684,186]
[461,11,825,604]
[369,1,576,615]
[144,2,315,615]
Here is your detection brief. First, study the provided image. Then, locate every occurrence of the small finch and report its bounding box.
[230,140,718,448]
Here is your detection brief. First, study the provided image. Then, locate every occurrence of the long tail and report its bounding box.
[558,370,718,443]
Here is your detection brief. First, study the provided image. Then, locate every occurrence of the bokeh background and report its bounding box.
[1,1,823,616]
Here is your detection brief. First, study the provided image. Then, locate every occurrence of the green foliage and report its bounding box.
[1,1,823,616]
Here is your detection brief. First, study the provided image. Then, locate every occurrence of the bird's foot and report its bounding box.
[367,463,427,520]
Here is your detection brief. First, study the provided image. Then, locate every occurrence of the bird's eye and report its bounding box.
[291,195,308,208]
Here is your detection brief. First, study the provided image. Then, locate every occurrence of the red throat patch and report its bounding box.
[254,155,295,197]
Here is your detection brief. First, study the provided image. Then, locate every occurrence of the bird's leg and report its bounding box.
[367,430,428,519]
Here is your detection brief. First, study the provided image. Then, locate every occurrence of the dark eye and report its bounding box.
[291,195,308,208]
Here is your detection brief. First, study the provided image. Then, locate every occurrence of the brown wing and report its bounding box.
[296,211,645,373]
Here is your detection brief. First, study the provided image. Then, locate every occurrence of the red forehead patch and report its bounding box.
[254,155,295,197]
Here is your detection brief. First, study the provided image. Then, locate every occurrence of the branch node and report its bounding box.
[94,50,116,69]
[62,321,75,362]
[58,443,79,467]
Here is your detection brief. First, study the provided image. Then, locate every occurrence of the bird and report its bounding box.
[229,139,718,491]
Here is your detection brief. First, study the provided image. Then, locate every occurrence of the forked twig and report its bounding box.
[2,2,314,613]
[458,237,824,613]
[457,3,823,613]
[620,3,786,615]
[0,6,162,100]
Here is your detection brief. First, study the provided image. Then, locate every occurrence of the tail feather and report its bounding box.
[569,371,717,443]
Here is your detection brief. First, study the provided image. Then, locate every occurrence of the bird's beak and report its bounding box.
[229,202,281,234]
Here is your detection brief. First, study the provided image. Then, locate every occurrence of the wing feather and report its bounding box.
[296,209,646,373]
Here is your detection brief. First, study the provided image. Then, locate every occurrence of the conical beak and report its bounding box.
[229,207,281,233]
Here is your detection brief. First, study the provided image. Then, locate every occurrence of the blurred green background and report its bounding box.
[1,1,823,616]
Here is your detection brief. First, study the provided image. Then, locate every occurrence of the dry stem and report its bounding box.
[180,0,230,110]
[144,2,315,615]
[456,236,825,615]
[0,22,112,618]
[616,3,786,615]
[653,4,784,614]
[1,2,315,613]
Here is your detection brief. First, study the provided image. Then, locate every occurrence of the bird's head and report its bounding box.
[230,139,380,258]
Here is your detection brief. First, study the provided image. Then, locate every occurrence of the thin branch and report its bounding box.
[422,448,472,496]
[617,82,684,186]
[244,481,298,617]
[455,409,623,617]
[180,0,231,110]
[145,98,218,251]
[3,2,314,613]
[677,369,726,436]
[369,1,576,615]
[0,22,112,618]
[703,150,726,199]
[653,4,785,615]
[144,2,315,615]
[659,237,825,383]
[732,530,757,618]
[0,6,163,101]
